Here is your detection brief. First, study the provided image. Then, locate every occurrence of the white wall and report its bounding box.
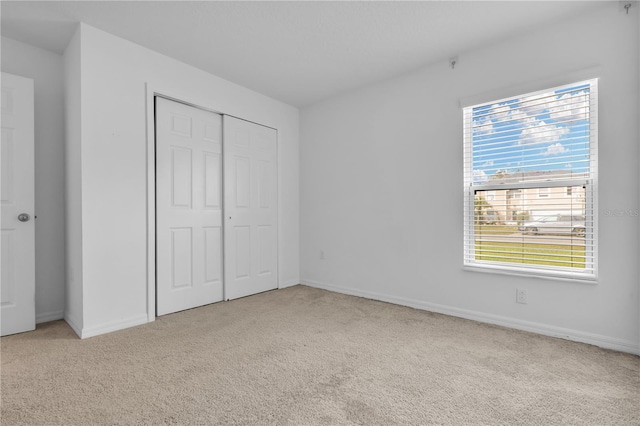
[301,4,640,354]
[1,36,66,324]
[63,27,83,334]
[637,2,640,353]
[68,24,299,337]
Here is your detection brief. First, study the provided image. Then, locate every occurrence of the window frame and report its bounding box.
[463,79,598,281]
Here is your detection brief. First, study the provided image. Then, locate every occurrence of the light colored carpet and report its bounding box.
[1,285,638,425]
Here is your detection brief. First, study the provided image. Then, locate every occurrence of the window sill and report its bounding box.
[463,263,598,284]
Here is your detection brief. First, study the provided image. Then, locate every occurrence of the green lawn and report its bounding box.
[475,240,586,269]
[474,225,520,235]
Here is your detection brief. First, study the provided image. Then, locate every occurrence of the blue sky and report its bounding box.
[471,83,591,184]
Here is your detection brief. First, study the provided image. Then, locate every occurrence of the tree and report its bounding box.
[474,196,492,224]
[513,210,530,225]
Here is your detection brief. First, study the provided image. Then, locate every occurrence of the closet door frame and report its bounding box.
[144,83,280,321]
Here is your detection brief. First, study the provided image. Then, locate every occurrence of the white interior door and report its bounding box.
[156,97,224,316]
[223,115,277,300]
[1,72,35,336]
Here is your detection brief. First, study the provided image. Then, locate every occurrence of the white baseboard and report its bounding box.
[63,312,82,338]
[279,279,300,289]
[301,279,640,356]
[36,310,64,324]
[80,314,149,339]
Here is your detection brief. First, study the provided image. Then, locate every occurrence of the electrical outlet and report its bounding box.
[320,250,325,260]
[516,288,528,304]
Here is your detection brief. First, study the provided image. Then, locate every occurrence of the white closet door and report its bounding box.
[1,72,35,336]
[156,98,223,315]
[223,116,278,300]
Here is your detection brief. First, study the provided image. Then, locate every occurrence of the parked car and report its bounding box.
[520,214,586,236]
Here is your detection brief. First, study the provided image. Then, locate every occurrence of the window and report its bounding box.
[463,79,597,280]
[507,189,521,199]
[538,188,550,198]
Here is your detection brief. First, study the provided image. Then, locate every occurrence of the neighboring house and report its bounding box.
[477,170,587,224]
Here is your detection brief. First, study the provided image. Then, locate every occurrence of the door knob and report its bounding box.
[18,213,30,222]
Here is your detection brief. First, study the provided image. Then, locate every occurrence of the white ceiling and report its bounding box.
[1,1,610,107]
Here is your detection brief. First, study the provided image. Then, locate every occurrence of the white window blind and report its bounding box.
[463,79,598,280]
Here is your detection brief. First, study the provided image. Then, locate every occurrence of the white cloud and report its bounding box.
[473,116,493,135]
[482,160,494,167]
[548,90,589,124]
[542,143,569,156]
[489,103,510,122]
[473,170,488,183]
[518,91,553,116]
[488,103,529,125]
[506,108,527,123]
[518,120,569,145]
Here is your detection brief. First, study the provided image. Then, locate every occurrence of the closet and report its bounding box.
[155,97,277,315]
